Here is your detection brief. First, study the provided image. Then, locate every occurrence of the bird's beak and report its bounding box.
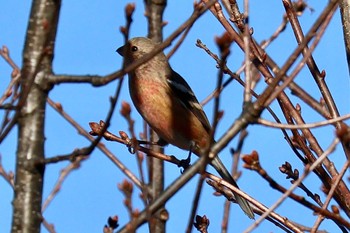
[116,45,125,57]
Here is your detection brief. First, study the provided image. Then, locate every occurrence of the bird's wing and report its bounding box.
[167,69,255,219]
[166,70,212,133]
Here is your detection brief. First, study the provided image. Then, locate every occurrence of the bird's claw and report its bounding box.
[178,150,192,173]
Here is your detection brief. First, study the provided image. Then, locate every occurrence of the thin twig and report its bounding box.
[283,0,340,120]
[0,155,14,188]
[206,174,303,233]
[47,99,143,189]
[42,156,87,212]
[185,173,207,233]
[243,0,252,103]
[242,150,346,230]
[117,155,210,233]
[311,160,350,233]
[42,217,57,233]
[257,112,350,129]
[244,137,342,233]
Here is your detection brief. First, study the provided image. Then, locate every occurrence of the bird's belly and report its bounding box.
[129,79,208,151]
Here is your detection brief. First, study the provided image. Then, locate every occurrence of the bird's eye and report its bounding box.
[131,46,138,52]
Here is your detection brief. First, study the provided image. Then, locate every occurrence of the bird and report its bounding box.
[117,37,254,219]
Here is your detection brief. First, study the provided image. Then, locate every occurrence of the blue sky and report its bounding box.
[1,1,349,232]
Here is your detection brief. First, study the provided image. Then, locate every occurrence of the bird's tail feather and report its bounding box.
[211,157,255,219]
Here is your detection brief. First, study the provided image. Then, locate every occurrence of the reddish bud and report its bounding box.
[125,3,135,18]
[331,205,339,214]
[119,179,133,195]
[132,209,140,218]
[242,150,260,170]
[215,32,234,53]
[99,120,106,127]
[120,26,126,34]
[119,131,129,140]
[120,101,131,117]
[336,123,350,146]
[89,122,100,136]
[217,110,224,121]
[251,150,259,161]
[1,45,9,56]
[11,69,19,78]
[55,102,63,112]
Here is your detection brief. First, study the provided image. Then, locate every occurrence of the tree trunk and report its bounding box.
[11,0,61,232]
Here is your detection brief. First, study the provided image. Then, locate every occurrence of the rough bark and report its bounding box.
[11,1,60,232]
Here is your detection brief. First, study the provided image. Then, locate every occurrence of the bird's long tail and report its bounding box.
[211,156,255,219]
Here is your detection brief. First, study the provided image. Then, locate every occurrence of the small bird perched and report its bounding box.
[117,37,254,219]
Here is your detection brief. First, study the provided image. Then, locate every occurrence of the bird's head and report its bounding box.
[117,37,160,64]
